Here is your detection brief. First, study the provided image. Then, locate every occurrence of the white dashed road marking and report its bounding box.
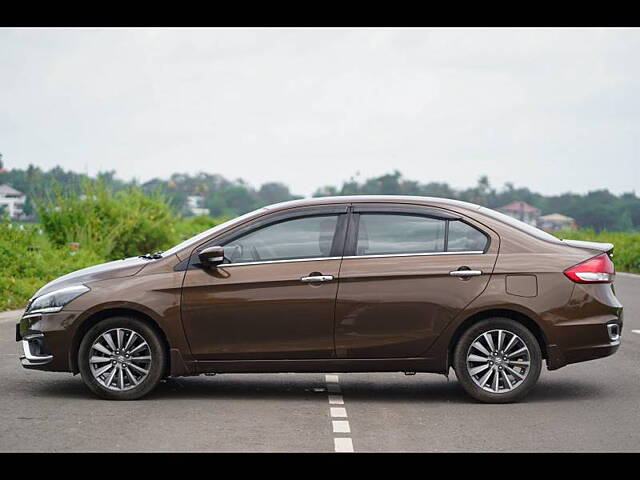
[330,407,348,418]
[325,374,354,453]
[632,330,640,335]
[332,420,351,433]
[334,437,354,452]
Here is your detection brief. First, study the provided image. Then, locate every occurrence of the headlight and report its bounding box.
[26,285,90,314]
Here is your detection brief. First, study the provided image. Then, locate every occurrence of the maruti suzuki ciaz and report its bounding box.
[17,196,623,402]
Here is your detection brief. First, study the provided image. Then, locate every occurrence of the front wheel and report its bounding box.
[78,316,166,400]
[453,318,542,403]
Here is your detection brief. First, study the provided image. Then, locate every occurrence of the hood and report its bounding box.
[33,256,150,299]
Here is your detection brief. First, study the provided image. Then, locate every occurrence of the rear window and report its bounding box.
[447,220,488,252]
[354,214,488,256]
[357,214,445,256]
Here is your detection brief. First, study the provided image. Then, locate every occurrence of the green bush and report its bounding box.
[554,229,640,273]
[38,182,179,260]
[0,222,105,311]
[0,188,231,311]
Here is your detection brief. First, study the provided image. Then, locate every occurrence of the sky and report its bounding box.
[1,27,639,197]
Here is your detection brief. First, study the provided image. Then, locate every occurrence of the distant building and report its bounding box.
[538,213,577,232]
[0,184,26,220]
[497,201,541,226]
[187,195,210,216]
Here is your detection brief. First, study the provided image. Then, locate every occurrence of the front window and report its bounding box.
[223,215,340,263]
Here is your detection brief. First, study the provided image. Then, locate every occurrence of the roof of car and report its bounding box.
[263,195,484,212]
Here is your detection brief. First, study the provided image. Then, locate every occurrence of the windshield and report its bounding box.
[477,206,563,244]
[162,208,268,258]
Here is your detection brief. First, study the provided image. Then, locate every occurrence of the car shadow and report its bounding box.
[27,373,612,404]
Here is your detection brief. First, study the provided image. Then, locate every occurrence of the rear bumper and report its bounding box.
[547,338,620,370]
[546,282,623,370]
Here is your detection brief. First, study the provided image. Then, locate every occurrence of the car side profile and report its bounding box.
[17,196,623,403]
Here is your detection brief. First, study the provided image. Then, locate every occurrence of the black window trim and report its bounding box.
[351,204,461,219]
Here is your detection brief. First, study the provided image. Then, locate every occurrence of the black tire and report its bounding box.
[78,316,166,400]
[453,318,542,404]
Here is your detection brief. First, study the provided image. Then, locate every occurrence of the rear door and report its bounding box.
[335,204,499,358]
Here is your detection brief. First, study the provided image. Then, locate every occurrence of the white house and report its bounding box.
[538,213,577,232]
[0,184,26,219]
[187,195,210,216]
[497,201,541,227]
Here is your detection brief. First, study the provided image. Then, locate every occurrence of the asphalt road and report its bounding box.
[1,275,639,452]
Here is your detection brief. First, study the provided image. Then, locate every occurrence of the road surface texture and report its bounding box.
[1,274,638,452]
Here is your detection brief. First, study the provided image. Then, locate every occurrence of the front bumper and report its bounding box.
[17,310,78,372]
[20,332,54,368]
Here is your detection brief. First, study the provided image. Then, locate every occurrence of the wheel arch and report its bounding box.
[448,308,548,367]
[69,307,171,376]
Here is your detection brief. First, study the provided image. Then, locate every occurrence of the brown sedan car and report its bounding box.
[17,196,623,402]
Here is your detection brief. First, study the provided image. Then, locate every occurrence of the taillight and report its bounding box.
[563,253,615,284]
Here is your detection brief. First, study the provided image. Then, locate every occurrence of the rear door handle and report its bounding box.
[301,275,334,283]
[449,270,482,277]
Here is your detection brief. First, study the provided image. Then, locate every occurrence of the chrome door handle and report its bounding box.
[449,270,482,277]
[301,275,334,283]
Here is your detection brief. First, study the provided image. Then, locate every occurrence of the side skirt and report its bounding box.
[193,357,445,375]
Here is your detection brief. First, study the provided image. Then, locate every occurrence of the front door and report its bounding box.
[335,205,499,358]
[181,210,347,360]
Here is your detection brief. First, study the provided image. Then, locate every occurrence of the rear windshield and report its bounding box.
[477,206,563,244]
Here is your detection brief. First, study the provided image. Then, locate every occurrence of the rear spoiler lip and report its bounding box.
[561,239,614,254]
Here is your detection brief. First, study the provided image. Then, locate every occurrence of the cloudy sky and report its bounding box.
[1,28,638,196]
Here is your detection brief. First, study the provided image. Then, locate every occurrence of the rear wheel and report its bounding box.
[453,318,542,403]
[78,316,166,400]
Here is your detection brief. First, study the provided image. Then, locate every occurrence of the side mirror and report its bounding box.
[198,246,224,267]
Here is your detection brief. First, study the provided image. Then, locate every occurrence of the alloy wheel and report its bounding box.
[466,329,531,393]
[89,328,152,391]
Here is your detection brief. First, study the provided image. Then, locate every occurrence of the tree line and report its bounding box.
[1,165,639,232]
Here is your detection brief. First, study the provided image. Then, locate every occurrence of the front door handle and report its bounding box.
[301,275,334,283]
[449,269,482,277]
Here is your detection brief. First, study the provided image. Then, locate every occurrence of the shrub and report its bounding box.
[0,221,105,311]
[0,191,234,311]
[37,182,179,260]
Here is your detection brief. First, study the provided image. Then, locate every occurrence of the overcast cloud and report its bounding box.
[0,27,638,196]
